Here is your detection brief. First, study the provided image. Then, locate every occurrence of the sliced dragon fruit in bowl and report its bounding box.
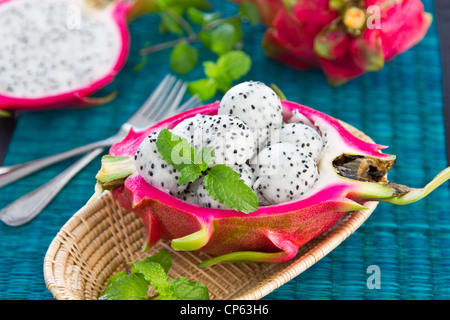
[0,0,135,111]
[90,81,450,268]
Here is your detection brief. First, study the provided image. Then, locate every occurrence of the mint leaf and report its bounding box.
[188,78,217,101]
[179,165,203,185]
[204,165,258,214]
[99,273,149,300]
[203,61,233,92]
[159,10,184,36]
[198,146,214,171]
[193,51,251,96]
[169,277,210,300]
[170,41,198,74]
[129,260,169,294]
[105,271,127,287]
[210,23,236,55]
[138,249,172,273]
[239,1,261,26]
[216,50,252,80]
[187,7,220,25]
[100,250,210,300]
[157,0,212,11]
[156,128,195,170]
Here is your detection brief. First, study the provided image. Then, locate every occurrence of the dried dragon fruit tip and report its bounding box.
[95,155,135,188]
[381,167,450,205]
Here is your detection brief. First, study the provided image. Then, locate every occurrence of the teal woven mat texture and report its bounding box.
[1,0,449,300]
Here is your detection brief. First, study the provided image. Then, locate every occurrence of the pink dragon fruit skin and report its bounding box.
[237,0,432,85]
[100,100,450,268]
[0,0,134,111]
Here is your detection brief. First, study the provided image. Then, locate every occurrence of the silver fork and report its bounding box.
[0,76,201,226]
[0,74,190,189]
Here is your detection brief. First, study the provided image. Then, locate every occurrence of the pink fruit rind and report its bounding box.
[109,101,395,266]
[0,0,133,111]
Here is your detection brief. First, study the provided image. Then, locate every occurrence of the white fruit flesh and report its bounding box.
[0,0,122,98]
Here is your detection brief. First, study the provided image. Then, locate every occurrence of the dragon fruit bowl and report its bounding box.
[92,81,450,268]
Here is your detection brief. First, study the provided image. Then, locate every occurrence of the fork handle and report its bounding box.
[0,135,119,188]
[0,148,105,226]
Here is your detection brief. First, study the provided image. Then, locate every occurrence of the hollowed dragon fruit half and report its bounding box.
[92,81,450,268]
[0,0,134,111]
[233,0,432,85]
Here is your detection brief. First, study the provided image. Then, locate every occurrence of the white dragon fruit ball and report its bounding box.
[177,182,200,205]
[218,81,283,150]
[135,131,187,197]
[277,122,324,161]
[171,114,207,143]
[252,143,319,204]
[191,115,256,167]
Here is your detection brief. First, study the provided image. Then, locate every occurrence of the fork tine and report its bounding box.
[140,81,181,124]
[150,80,187,122]
[127,74,175,125]
[141,76,177,119]
[177,94,201,113]
[166,82,188,117]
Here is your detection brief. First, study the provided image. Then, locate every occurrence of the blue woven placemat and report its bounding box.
[0,0,448,300]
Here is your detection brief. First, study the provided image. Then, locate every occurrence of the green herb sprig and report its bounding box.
[135,0,260,100]
[99,249,210,300]
[157,128,258,214]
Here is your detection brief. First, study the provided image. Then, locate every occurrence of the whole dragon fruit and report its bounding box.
[92,81,449,268]
[234,0,432,85]
[0,0,136,111]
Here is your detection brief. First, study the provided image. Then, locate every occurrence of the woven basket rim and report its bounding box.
[44,121,379,300]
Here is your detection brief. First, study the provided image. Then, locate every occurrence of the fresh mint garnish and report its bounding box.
[170,41,198,74]
[136,1,260,100]
[100,273,151,300]
[156,128,213,184]
[189,50,252,100]
[167,277,210,300]
[204,165,258,214]
[99,249,210,300]
[156,129,259,213]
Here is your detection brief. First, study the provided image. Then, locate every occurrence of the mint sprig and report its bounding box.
[99,249,210,300]
[156,129,259,214]
[137,1,260,100]
[189,50,251,100]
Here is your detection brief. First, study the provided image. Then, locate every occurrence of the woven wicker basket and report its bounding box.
[44,123,379,300]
